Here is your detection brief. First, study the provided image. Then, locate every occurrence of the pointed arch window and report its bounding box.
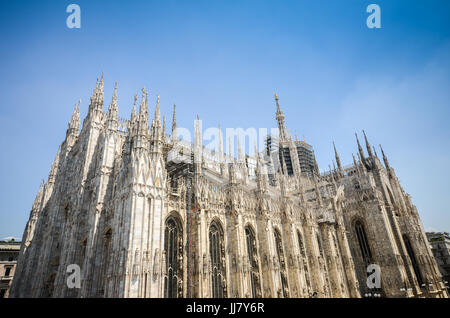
[245,226,261,297]
[274,228,289,297]
[43,273,56,297]
[354,220,372,264]
[403,234,423,286]
[98,229,112,296]
[297,230,311,290]
[210,221,227,298]
[80,238,87,262]
[297,231,306,258]
[164,216,183,298]
[316,234,324,258]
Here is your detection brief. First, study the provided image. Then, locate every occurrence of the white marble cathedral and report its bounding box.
[10,74,448,298]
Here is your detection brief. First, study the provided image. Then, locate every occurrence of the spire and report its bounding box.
[145,90,149,108]
[48,145,61,184]
[155,94,161,121]
[313,174,323,206]
[94,77,99,92]
[380,144,391,171]
[99,70,104,89]
[228,135,233,161]
[67,100,81,138]
[255,144,269,191]
[355,132,365,160]
[131,94,137,122]
[313,155,319,176]
[89,72,105,113]
[362,130,373,157]
[237,132,244,163]
[279,154,287,197]
[275,93,281,113]
[71,100,80,126]
[97,71,105,111]
[171,104,177,134]
[108,82,119,116]
[194,115,202,172]
[139,87,147,115]
[333,141,343,173]
[352,153,361,175]
[137,87,149,136]
[150,93,164,154]
[111,82,118,105]
[218,124,224,162]
[171,105,178,144]
[329,164,336,184]
[280,149,288,176]
[275,93,288,142]
[162,115,166,139]
[373,146,378,158]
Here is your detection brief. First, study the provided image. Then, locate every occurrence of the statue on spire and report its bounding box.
[274,93,288,142]
[363,130,373,157]
[333,141,343,173]
[155,94,161,120]
[172,104,177,134]
[380,144,391,171]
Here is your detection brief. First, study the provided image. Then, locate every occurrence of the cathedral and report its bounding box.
[10,74,448,298]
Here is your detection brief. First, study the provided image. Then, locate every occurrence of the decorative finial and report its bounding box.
[355,132,364,157]
[99,71,104,88]
[373,146,378,158]
[172,104,177,134]
[380,144,391,171]
[154,94,160,119]
[274,93,281,111]
[362,130,373,157]
[333,141,343,172]
[139,87,146,113]
[163,115,166,134]
[352,153,357,166]
[111,82,118,103]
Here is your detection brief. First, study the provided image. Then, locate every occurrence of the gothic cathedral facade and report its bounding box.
[10,75,448,298]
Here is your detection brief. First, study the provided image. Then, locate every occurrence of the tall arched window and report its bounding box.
[43,273,56,297]
[245,225,261,297]
[164,216,183,298]
[297,231,306,258]
[274,228,289,297]
[97,228,112,296]
[403,234,423,286]
[316,234,324,258]
[210,221,226,298]
[354,220,372,264]
[297,230,311,290]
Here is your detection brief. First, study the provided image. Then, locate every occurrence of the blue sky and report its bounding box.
[1,0,450,239]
